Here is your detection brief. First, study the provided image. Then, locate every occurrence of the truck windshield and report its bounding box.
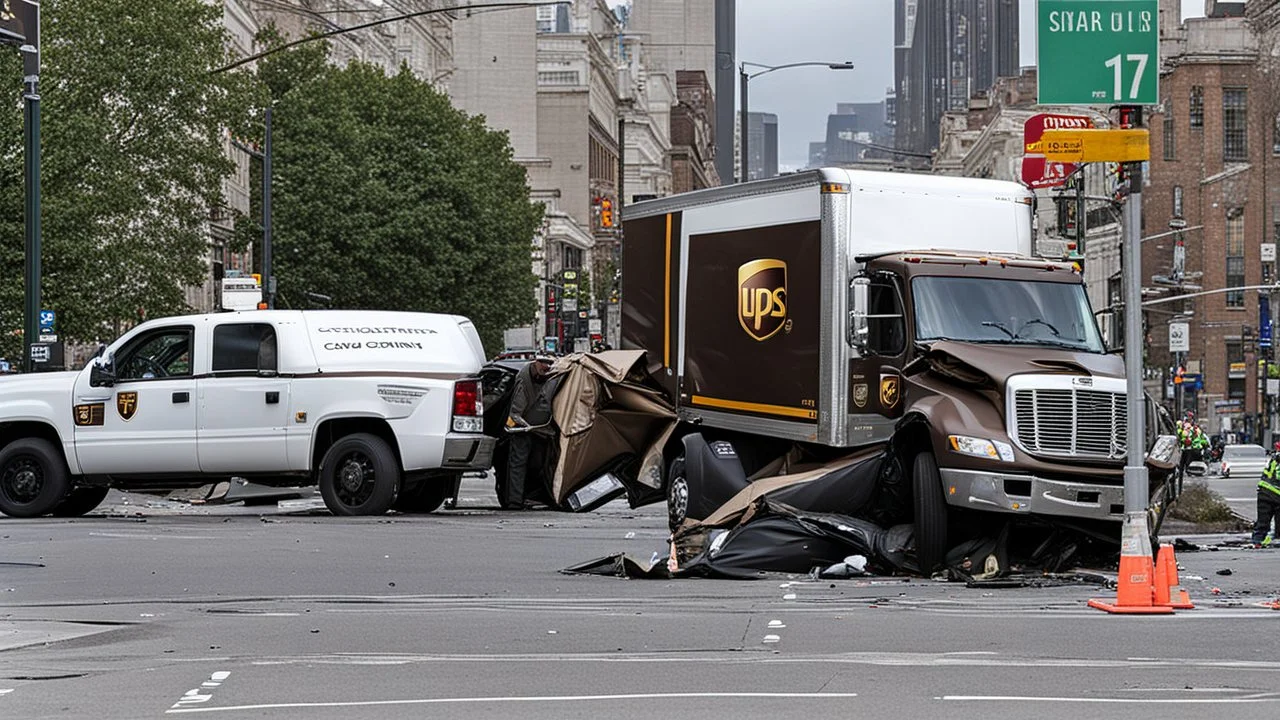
[912,276,1106,353]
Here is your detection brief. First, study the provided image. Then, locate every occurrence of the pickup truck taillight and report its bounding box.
[452,379,483,433]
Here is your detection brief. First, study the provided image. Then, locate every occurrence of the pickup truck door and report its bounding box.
[849,274,908,421]
[73,325,201,475]
[196,322,291,473]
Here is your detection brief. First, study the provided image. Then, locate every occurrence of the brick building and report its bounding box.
[670,71,719,194]
[1145,9,1280,438]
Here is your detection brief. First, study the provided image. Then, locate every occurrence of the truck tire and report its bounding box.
[319,433,400,516]
[393,476,451,514]
[0,438,72,518]
[912,450,948,575]
[666,455,688,531]
[51,486,110,518]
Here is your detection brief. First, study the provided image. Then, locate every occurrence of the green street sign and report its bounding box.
[1038,0,1159,106]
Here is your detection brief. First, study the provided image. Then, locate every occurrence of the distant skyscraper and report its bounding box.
[894,0,1018,161]
[744,112,778,180]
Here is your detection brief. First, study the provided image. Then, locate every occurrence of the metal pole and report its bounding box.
[22,76,40,372]
[738,65,748,183]
[1121,112,1147,518]
[262,106,274,309]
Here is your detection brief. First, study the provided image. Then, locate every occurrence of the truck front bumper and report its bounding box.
[938,468,1125,522]
[441,435,496,470]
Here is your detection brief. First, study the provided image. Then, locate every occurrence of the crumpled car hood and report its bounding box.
[915,340,1124,388]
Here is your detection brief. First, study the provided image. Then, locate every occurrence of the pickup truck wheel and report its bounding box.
[393,477,450,514]
[51,486,110,518]
[0,438,71,518]
[912,450,949,576]
[667,455,688,531]
[319,434,400,516]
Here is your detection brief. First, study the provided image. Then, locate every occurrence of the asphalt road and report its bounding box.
[1,477,1278,720]
[1202,472,1266,524]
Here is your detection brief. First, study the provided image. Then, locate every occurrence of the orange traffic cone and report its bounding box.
[1088,513,1173,614]
[1153,543,1195,609]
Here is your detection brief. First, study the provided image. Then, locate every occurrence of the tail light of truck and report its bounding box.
[451,379,483,433]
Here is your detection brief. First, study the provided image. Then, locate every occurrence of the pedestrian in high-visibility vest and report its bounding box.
[1252,442,1280,547]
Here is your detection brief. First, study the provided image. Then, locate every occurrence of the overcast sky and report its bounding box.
[729,0,1207,170]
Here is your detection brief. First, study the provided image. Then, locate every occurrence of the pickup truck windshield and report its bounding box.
[912,276,1106,353]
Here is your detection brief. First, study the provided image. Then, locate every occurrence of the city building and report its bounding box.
[626,0,721,187]
[742,111,778,181]
[670,70,719,193]
[814,100,894,167]
[616,28,675,205]
[893,0,1019,166]
[1144,6,1280,439]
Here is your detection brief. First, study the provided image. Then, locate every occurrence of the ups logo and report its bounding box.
[738,259,788,341]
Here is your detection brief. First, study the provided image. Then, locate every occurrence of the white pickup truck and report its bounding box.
[0,310,495,518]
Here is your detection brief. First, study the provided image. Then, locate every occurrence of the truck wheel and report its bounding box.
[0,438,71,518]
[912,450,949,575]
[666,455,688,531]
[393,477,451,514]
[319,434,400,516]
[51,486,110,518]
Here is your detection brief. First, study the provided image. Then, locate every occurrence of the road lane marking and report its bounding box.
[165,692,860,714]
[939,694,1280,704]
[0,689,12,696]
[170,671,230,710]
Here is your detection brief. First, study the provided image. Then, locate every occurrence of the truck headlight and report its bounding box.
[1147,434,1178,465]
[949,435,1015,462]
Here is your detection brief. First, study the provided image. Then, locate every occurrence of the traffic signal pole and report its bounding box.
[22,67,40,372]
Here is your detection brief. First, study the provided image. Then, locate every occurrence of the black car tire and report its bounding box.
[393,477,451,514]
[51,486,111,518]
[912,450,949,576]
[319,434,400,516]
[0,438,72,518]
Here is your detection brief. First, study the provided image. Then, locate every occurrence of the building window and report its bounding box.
[1173,186,1183,218]
[1189,86,1203,128]
[1163,99,1175,160]
[537,71,580,86]
[1226,209,1245,307]
[1274,113,1280,155]
[1223,88,1248,162]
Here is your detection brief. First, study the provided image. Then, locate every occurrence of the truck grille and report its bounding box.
[1012,388,1126,460]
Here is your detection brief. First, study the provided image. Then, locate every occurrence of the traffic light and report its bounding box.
[1056,196,1078,239]
[599,197,614,229]
[1062,241,1083,274]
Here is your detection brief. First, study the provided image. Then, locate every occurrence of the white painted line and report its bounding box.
[939,694,1280,704]
[165,692,860,714]
[0,689,12,696]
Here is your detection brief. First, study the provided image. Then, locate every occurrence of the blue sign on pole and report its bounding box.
[38,309,55,332]
[1260,294,1272,348]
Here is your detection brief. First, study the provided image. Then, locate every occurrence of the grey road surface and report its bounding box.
[1,478,1278,720]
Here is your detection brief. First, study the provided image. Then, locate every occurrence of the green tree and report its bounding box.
[0,0,259,360]
[248,41,541,355]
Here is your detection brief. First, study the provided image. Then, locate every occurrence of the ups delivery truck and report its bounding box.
[620,168,1178,572]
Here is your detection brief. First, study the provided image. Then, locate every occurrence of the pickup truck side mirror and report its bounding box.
[849,276,870,352]
[89,357,116,388]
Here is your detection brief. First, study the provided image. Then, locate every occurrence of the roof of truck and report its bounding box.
[868,251,1082,282]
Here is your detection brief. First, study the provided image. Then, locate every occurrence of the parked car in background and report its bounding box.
[1219,444,1269,478]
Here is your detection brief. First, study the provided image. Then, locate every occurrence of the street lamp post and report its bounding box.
[738,61,853,183]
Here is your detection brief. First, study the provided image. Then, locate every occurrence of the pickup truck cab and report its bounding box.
[0,310,494,518]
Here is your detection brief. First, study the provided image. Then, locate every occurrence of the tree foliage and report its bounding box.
[0,0,259,360]
[248,38,541,355]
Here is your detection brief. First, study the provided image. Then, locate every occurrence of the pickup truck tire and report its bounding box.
[911,450,948,576]
[393,476,451,514]
[51,486,111,518]
[319,434,400,516]
[0,438,71,518]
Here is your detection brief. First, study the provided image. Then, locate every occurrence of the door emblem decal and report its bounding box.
[879,375,900,409]
[853,383,869,409]
[116,391,139,421]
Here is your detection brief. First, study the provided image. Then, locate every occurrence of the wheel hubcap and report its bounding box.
[668,476,689,526]
[333,452,376,507]
[2,457,44,505]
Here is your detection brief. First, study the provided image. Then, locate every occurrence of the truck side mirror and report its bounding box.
[849,276,870,352]
[89,357,116,388]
